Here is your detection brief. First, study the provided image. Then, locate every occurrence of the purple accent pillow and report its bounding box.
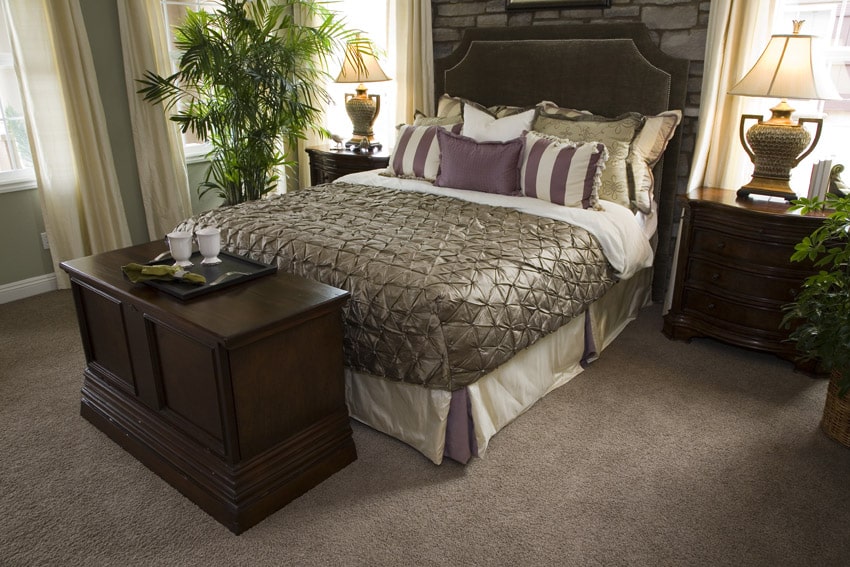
[434,128,523,196]
[521,131,608,209]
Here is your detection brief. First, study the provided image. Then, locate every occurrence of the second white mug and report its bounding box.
[196,227,222,265]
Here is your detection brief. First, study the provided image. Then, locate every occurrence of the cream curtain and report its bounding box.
[117,0,192,240]
[3,0,132,289]
[688,0,778,191]
[393,0,434,122]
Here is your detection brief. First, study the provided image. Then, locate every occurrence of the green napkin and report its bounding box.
[122,263,206,285]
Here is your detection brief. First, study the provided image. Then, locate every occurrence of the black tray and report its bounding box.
[143,251,277,300]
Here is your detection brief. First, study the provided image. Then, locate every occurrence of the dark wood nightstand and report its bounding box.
[662,187,824,369]
[306,145,390,185]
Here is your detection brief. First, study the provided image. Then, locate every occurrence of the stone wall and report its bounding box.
[431,0,710,289]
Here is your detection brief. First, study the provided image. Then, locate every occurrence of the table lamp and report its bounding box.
[729,20,841,200]
[335,42,390,151]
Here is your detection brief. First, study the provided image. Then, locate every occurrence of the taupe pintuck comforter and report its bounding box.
[178,183,616,390]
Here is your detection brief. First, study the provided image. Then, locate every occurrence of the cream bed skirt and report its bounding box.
[345,267,653,464]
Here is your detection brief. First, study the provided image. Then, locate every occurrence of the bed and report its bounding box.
[177,24,689,464]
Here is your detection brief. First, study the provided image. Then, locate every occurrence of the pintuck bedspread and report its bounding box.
[177,182,617,390]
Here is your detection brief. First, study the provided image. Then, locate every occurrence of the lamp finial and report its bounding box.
[792,20,805,34]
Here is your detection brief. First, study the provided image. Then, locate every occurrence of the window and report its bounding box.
[0,7,34,191]
[323,0,395,148]
[159,1,394,157]
[161,0,218,161]
[776,1,850,194]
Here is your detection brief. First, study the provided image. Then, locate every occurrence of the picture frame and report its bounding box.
[506,0,611,9]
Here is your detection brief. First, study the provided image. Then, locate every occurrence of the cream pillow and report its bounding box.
[462,104,536,143]
[628,110,683,213]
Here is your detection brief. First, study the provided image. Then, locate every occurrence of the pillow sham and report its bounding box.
[521,131,607,209]
[435,128,523,196]
[532,111,644,209]
[435,93,556,120]
[463,104,536,143]
[413,113,463,127]
[628,110,682,213]
[386,123,461,181]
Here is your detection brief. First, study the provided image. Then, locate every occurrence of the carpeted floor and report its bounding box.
[1,290,848,566]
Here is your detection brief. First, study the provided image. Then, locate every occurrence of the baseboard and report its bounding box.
[0,273,58,304]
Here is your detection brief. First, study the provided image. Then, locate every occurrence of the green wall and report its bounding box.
[0,0,220,287]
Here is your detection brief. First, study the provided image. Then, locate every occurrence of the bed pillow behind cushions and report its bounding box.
[628,110,682,213]
[521,131,608,209]
[462,104,536,142]
[386,123,461,181]
[435,128,523,196]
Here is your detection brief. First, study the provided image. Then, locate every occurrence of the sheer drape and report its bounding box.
[688,0,778,191]
[117,0,192,240]
[3,0,131,288]
[392,0,434,122]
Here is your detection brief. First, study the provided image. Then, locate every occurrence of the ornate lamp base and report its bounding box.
[344,85,382,151]
[737,176,798,201]
[736,101,823,202]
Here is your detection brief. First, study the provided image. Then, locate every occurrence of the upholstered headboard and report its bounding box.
[434,24,690,302]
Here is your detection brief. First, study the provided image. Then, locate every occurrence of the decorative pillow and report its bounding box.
[463,104,536,143]
[413,113,463,127]
[521,131,608,209]
[437,93,464,118]
[628,110,682,213]
[386,123,461,181]
[533,111,644,209]
[436,93,555,120]
[434,128,523,196]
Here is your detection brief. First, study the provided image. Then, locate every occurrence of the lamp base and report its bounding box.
[344,137,382,152]
[737,176,798,201]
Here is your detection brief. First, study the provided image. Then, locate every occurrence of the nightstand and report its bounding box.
[306,146,390,185]
[662,187,824,369]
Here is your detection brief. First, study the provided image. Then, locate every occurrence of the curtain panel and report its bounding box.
[3,0,132,288]
[688,0,778,191]
[117,0,193,241]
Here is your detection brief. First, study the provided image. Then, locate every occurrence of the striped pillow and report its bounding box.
[521,131,608,209]
[386,123,461,181]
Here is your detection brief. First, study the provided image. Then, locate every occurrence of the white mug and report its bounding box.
[196,226,222,265]
[166,231,194,267]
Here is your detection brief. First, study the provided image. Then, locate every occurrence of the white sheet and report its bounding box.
[335,169,654,280]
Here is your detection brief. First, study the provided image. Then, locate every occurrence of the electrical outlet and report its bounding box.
[40,232,50,250]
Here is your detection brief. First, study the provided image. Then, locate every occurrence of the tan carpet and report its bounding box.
[1,290,848,566]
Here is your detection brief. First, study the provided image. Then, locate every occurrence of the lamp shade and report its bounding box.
[729,30,840,101]
[335,43,390,84]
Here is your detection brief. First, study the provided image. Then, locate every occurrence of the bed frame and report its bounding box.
[434,23,690,302]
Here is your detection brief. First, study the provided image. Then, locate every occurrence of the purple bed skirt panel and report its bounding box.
[442,311,598,464]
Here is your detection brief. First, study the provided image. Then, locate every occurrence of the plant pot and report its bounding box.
[821,370,850,448]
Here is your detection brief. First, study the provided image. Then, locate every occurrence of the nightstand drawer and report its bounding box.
[686,258,802,303]
[681,288,785,337]
[690,228,796,267]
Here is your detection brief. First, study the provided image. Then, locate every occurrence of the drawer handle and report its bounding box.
[711,272,720,281]
[716,241,726,250]
[707,303,716,310]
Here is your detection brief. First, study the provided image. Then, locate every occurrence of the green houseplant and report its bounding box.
[138,0,366,205]
[783,191,850,447]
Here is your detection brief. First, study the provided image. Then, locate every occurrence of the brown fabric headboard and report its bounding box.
[434,24,689,302]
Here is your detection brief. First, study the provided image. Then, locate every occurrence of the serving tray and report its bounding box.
[144,250,277,300]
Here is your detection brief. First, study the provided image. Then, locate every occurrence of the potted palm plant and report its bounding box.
[783,191,850,447]
[138,0,369,205]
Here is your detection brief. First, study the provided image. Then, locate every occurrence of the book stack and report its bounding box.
[807,159,833,199]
